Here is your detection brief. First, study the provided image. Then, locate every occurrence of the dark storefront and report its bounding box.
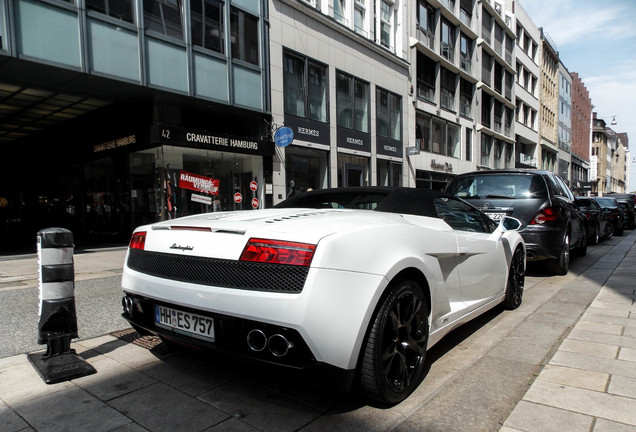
[0,98,273,253]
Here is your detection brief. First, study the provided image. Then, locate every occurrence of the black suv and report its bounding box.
[445,169,587,275]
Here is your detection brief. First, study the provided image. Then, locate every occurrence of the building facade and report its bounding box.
[570,72,592,195]
[269,0,409,200]
[511,0,539,169]
[557,63,572,183]
[591,113,628,195]
[538,28,559,173]
[0,0,274,251]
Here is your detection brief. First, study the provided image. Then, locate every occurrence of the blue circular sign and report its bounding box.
[274,127,294,147]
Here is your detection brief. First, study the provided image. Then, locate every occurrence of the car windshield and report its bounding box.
[446,174,547,199]
[595,198,617,208]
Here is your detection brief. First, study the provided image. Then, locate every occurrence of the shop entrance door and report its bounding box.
[344,163,364,187]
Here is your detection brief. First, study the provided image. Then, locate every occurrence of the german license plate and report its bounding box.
[487,212,507,221]
[155,305,215,341]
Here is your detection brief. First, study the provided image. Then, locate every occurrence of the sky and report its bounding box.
[519,0,636,192]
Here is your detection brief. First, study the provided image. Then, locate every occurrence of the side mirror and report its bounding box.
[501,216,522,231]
[488,216,522,241]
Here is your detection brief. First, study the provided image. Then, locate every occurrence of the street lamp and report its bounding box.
[611,116,617,126]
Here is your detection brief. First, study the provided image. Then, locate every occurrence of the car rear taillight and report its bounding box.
[531,207,561,225]
[240,238,316,266]
[129,231,146,250]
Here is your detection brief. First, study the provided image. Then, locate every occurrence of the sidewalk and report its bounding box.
[1,234,635,432]
[499,232,636,431]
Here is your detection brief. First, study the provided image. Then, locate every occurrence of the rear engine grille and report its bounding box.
[127,249,308,293]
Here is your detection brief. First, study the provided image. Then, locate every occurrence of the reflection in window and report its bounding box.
[144,0,183,39]
[230,7,258,65]
[336,72,371,132]
[87,0,134,23]
[380,0,392,48]
[283,51,328,122]
[191,0,224,53]
[376,87,401,141]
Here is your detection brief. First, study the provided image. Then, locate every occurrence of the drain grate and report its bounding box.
[110,328,169,354]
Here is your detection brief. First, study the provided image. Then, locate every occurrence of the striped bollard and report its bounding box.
[28,228,96,384]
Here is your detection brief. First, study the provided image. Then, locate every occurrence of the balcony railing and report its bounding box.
[460,55,471,73]
[417,81,435,103]
[441,89,455,111]
[417,28,435,50]
[441,42,454,62]
[460,96,472,118]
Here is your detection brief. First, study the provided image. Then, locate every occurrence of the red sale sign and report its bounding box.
[178,170,219,195]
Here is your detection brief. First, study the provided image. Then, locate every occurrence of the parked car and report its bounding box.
[593,197,624,236]
[121,187,525,404]
[575,197,612,243]
[605,193,636,229]
[616,200,635,230]
[445,169,587,275]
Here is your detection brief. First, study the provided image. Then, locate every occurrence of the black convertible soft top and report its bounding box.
[275,187,454,219]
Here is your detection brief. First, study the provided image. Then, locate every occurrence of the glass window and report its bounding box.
[440,68,456,111]
[417,52,436,102]
[283,53,304,117]
[465,127,472,161]
[87,0,134,23]
[230,7,258,65]
[144,0,183,39]
[432,118,445,154]
[416,113,431,152]
[307,62,327,122]
[191,0,224,53]
[447,122,460,158]
[380,1,392,48]
[417,1,434,33]
[435,197,492,233]
[376,87,401,140]
[460,78,472,118]
[354,80,370,132]
[337,73,353,129]
[284,51,328,122]
[338,72,370,132]
[441,19,455,61]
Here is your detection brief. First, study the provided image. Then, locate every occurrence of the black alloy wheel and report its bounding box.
[503,247,525,310]
[360,279,429,404]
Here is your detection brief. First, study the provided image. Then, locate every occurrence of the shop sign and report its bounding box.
[283,115,330,146]
[274,127,294,147]
[376,136,403,158]
[250,181,258,191]
[191,193,212,205]
[430,159,453,173]
[154,126,273,156]
[94,135,136,153]
[337,128,371,153]
[178,170,219,195]
[234,192,243,203]
[251,198,259,208]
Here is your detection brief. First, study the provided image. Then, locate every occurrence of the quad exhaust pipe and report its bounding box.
[247,329,294,357]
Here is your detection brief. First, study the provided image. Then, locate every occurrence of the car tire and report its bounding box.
[549,232,570,276]
[503,247,525,310]
[616,224,624,236]
[591,224,599,245]
[605,223,614,240]
[359,279,429,404]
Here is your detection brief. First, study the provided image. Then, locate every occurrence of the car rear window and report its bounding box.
[447,174,547,199]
